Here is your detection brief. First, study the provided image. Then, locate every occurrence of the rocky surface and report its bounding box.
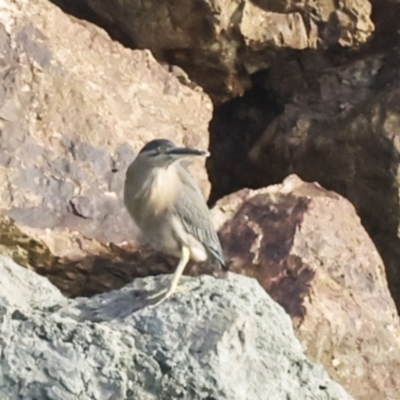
[52,0,374,101]
[213,174,400,400]
[0,0,212,240]
[206,0,400,317]
[0,0,399,399]
[208,41,400,313]
[0,255,352,400]
[0,0,213,294]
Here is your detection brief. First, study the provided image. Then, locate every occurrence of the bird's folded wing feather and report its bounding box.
[174,165,225,266]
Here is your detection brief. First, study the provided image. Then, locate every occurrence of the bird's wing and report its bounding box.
[174,165,225,267]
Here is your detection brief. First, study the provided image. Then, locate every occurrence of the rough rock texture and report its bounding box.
[51,0,374,101]
[207,0,400,316]
[208,43,400,315]
[47,0,400,337]
[212,174,400,400]
[0,214,176,298]
[0,0,213,294]
[207,52,385,201]
[0,255,352,400]
[0,0,398,399]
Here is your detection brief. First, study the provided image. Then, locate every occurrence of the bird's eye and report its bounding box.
[158,145,169,153]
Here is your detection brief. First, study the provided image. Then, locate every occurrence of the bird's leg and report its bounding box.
[147,245,190,306]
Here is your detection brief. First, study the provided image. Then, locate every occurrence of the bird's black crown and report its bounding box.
[139,139,176,154]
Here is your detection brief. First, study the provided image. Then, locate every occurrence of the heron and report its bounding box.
[124,138,224,306]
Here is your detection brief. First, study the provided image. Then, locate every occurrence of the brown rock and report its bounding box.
[248,56,400,312]
[208,52,385,200]
[207,30,400,312]
[216,174,400,400]
[54,0,374,101]
[0,0,212,295]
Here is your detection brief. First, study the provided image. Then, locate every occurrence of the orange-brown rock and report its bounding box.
[215,174,400,400]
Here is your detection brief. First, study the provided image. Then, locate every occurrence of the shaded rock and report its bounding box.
[0,215,56,272]
[51,0,374,101]
[0,0,213,292]
[208,50,385,203]
[0,255,352,400]
[0,214,183,298]
[214,174,400,400]
[207,23,400,316]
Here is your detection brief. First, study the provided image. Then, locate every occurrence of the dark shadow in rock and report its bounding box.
[75,287,156,321]
[48,0,136,48]
[73,275,206,321]
[207,69,284,206]
[36,247,174,299]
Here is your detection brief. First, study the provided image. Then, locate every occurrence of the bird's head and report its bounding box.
[136,138,209,168]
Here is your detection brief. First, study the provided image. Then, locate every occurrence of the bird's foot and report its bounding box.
[145,284,188,307]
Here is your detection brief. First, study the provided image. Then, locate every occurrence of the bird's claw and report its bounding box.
[144,284,188,307]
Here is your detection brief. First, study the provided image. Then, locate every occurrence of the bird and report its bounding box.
[123,138,225,306]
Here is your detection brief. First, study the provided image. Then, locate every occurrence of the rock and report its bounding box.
[52,0,374,101]
[0,256,63,310]
[0,255,352,400]
[207,30,400,315]
[0,0,394,397]
[0,0,213,294]
[208,51,386,203]
[214,174,400,400]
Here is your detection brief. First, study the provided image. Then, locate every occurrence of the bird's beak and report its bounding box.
[166,147,210,158]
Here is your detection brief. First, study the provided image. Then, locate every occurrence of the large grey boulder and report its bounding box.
[0,255,352,400]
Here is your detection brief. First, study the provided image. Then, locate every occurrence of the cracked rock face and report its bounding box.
[0,255,352,400]
[52,0,374,101]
